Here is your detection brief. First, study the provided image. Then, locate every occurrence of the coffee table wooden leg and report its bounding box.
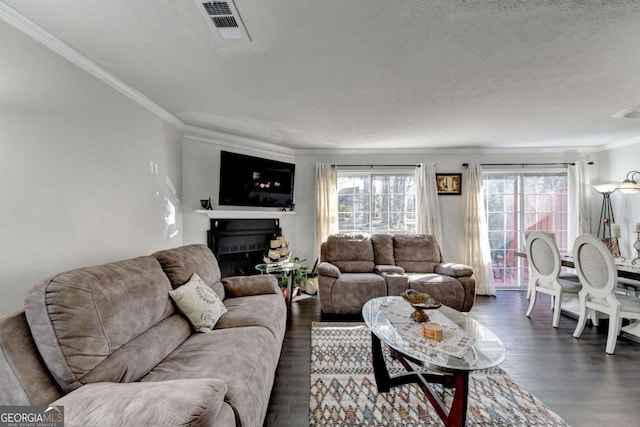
[371,335,470,427]
[447,372,469,427]
[404,370,469,427]
[371,332,391,392]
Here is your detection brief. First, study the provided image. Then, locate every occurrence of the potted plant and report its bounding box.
[290,257,319,295]
[303,259,319,295]
[277,275,289,302]
[292,257,307,295]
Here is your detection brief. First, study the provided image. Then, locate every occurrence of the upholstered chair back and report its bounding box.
[393,234,443,273]
[527,231,562,282]
[371,234,395,265]
[322,233,375,273]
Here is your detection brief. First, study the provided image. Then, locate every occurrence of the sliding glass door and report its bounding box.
[483,171,568,289]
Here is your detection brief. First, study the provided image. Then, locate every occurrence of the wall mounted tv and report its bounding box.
[219,151,295,208]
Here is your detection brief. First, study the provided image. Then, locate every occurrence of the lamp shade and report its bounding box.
[593,184,618,194]
[617,171,640,194]
[618,179,640,194]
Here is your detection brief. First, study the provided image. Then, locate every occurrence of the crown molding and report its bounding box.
[0,1,184,130]
[296,144,602,156]
[601,135,640,151]
[183,125,296,161]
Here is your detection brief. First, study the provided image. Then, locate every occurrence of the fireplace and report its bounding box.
[207,218,282,278]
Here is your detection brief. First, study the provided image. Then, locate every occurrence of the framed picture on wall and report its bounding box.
[436,173,462,195]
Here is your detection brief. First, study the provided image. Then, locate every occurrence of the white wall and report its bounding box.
[294,149,598,267]
[597,141,640,258]
[0,21,183,315]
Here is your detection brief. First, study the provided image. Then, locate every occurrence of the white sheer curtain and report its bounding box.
[568,160,592,250]
[315,163,338,252]
[415,163,443,250]
[464,163,495,296]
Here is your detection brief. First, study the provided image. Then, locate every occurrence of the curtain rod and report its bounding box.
[332,164,420,168]
[462,161,594,167]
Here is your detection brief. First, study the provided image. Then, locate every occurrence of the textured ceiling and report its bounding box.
[3,0,640,150]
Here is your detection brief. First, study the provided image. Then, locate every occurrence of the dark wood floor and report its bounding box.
[265,292,640,426]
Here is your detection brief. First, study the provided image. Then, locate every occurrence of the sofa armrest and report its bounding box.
[318,262,341,278]
[222,275,279,298]
[375,265,405,274]
[435,263,474,277]
[51,379,228,427]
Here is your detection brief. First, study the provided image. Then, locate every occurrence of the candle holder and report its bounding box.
[611,237,625,261]
[611,237,620,257]
[632,232,640,265]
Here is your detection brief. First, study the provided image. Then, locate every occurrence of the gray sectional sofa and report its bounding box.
[0,244,286,427]
[318,233,475,314]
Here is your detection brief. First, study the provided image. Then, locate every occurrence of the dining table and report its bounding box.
[515,251,640,340]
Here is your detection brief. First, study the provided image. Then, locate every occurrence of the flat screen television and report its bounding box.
[219,151,295,208]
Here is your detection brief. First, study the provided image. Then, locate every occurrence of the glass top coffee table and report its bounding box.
[362,296,506,427]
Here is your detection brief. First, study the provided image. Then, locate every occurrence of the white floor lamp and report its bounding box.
[593,184,617,252]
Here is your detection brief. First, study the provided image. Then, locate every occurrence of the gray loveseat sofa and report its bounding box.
[0,244,286,427]
[318,233,475,314]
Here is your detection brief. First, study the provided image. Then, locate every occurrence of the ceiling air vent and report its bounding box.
[196,1,250,40]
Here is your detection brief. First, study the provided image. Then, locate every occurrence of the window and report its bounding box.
[337,172,416,234]
[483,171,568,289]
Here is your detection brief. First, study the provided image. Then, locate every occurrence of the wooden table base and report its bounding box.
[371,332,469,427]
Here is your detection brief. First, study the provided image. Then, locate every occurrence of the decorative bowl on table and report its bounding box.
[401,289,442,322]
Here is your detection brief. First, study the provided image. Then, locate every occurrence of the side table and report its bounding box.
[255,262,300,313]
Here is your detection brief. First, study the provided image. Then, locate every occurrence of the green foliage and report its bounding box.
[278,275,288,288]
[292,257,318,288]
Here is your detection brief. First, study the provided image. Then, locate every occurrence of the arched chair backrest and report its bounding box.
[572,234,618,300]
[527,231,561,283]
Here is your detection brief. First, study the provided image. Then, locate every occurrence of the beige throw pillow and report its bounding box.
[169,273,227,332]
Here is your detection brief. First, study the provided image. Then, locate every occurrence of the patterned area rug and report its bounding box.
[310,322,569,426]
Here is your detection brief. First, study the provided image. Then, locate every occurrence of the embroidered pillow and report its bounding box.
[169,273,227,332]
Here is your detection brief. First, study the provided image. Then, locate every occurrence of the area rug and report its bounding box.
[310,322,569,426]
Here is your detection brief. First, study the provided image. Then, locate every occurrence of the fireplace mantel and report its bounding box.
[195,209,295,219]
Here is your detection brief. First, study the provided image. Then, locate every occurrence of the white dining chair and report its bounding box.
[526,231,582,328]
[524,231,580,301]
[572,233,640,354]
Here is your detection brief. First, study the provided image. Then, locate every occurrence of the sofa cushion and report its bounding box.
[393,234,442,273]
[435,263,474,277]
[142,326,280,427]
[408,274,466,311]
[170,273,228,333]
[329,273,387,314]
[25,256,190,393]
[52,379,228,427]
[153,244,225,300]
[325,234,375,273]
[216,293,286,341]
[222,275,279,298]
[381,273,409,296]
[375,265,405,274]
[371,234,395,265]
